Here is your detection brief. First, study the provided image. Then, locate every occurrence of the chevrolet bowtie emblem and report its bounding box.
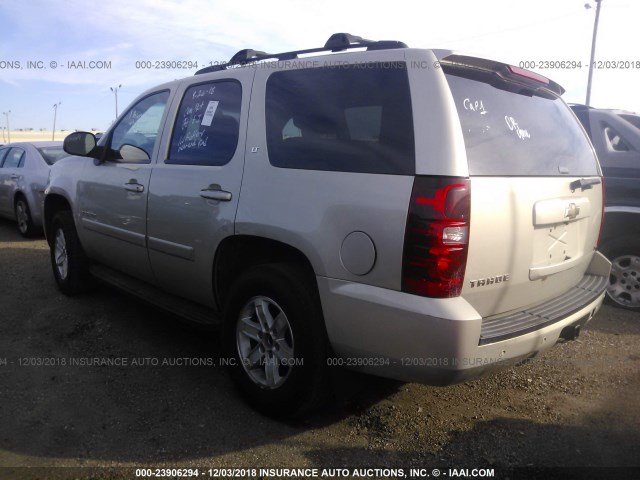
[564,203,580,220]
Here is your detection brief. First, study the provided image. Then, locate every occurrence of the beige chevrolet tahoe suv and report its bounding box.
[45,33,611,417]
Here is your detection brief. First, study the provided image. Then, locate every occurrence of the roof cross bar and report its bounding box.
[323,33,373,50]
[195,32,408,75]
[228,49,272,65]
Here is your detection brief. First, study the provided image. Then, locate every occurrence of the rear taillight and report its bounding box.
[402,176,471,298]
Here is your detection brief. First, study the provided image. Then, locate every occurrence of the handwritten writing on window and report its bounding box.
[463,98,487,115]
[505,115,531,140]
[176,87,220,152]
[177,128,209,153]
[192,86,216,100]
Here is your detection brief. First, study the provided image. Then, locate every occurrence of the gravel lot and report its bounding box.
[0,217,638,479]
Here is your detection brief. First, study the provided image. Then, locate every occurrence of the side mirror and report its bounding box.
[63,132,97,157]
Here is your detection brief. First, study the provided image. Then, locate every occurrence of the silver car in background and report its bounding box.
[0,141,67,236]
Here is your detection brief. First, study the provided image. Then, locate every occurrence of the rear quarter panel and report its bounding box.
[237,49,418,290]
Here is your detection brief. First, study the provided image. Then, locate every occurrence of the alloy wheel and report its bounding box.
[236,296,295,389]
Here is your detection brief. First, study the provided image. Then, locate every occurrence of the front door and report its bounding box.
[76,90,171,283]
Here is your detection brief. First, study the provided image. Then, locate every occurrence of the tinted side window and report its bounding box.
[265,63,415,175]
[168,81,241,166]
[601,122,633,152]
[3,148,25,168]
[620,114,640,130]
[111,91,170,163]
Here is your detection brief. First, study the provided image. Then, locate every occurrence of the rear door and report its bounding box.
[442,58,603,317]
[146,71,251,308]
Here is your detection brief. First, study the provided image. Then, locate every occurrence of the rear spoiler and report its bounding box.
[440,54,565,97]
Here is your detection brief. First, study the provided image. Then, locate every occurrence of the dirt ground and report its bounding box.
[0,217,638,479]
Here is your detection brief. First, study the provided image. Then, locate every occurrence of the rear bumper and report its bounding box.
[318,251,611,385]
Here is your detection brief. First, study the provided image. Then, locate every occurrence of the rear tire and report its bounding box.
[223,263,329,419]
[601,236,640,312]
[50,210,92,295]
[15,197,36,238]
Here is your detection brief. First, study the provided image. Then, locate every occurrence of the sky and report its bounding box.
[0,0,638,133]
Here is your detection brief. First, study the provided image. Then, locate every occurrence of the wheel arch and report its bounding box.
[601,210,640,248]
[13,190,27,205]
[43,194,73,245]
[213,235,319,312]
[13,190,29,215]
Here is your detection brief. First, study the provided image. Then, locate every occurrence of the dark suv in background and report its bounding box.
[571,104,640,311]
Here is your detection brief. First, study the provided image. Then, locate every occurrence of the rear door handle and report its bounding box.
[570,177,601,191]
[124,180,144,193]
[200,184,232,202]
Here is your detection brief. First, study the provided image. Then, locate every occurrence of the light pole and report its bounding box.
[2,111,10,144]
[52,102,61,141]
[1,127,4,143]
[585,0,603,106]
[110,84,122,119]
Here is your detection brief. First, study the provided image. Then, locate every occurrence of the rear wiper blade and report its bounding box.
[570,177,601,191]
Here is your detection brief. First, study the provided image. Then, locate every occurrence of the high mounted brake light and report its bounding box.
[506,65,550,85]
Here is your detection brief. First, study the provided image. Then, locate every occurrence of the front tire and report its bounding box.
[223,263,329,418]
[601,236,640,312]
[15,197,36,238]
[50,210,92,295]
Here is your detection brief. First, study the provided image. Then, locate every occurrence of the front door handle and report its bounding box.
[200,184,232,202]
[10,174,19,180]
[124,180,144,193]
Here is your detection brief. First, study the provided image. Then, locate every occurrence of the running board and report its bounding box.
[89,264,221,328]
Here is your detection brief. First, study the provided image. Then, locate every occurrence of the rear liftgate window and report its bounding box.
[444,67,599,176]
[265,63,415,175]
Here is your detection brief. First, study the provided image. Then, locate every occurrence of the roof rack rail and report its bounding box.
[195,32,408,75]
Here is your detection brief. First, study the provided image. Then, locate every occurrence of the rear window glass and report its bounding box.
[265,63,415,175]
[444,71,599,176]
[38,146,68,165]
[2,148,24,168]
